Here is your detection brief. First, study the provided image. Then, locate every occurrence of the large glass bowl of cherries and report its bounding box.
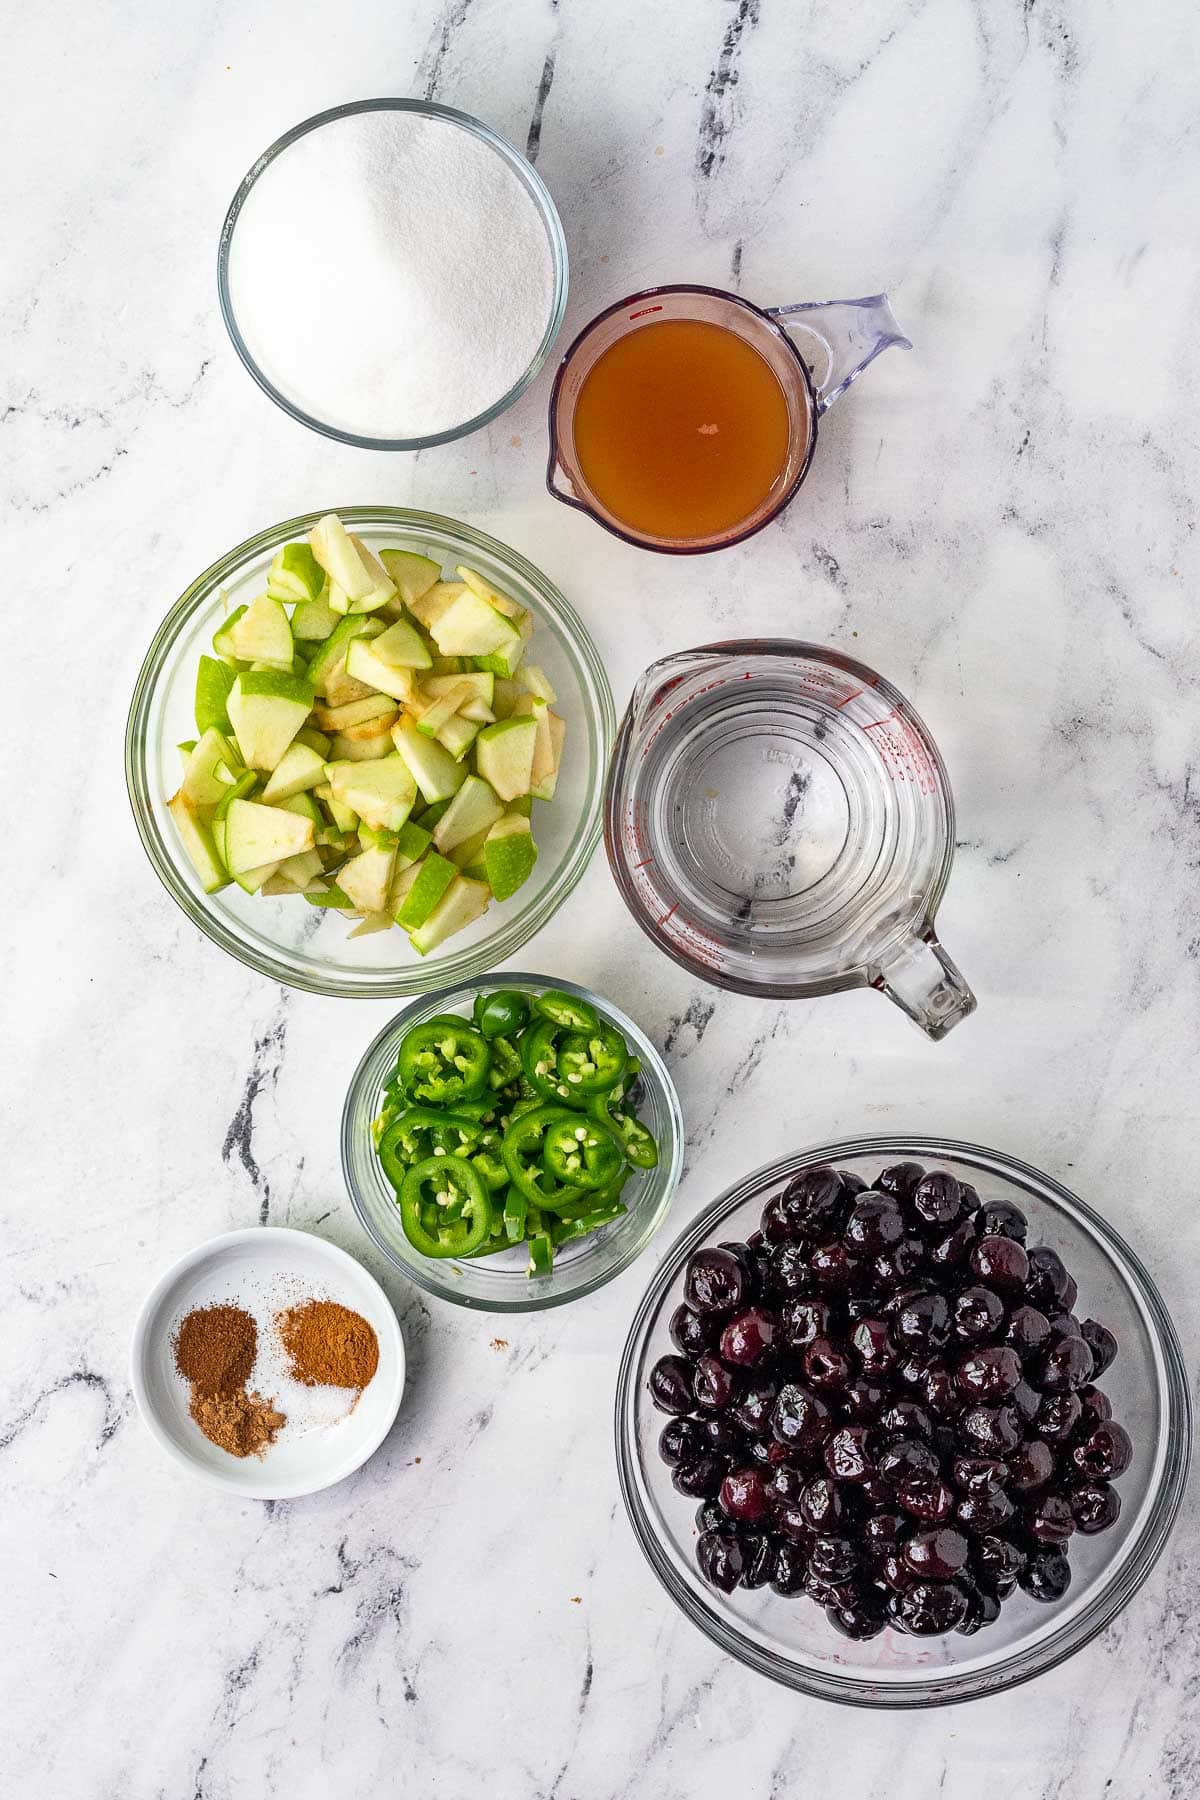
[615,1138,1190,1707]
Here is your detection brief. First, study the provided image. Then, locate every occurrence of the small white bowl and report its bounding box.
[130,1227,405,1499]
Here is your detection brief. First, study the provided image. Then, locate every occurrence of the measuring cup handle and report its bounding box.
[875,931,976,1042]
[768,294,912,415]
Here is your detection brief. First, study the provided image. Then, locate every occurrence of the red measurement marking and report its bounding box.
[834,687,865,709]
[659,902,679,926]
[634,856,655,869]
[863,710,898,730]
[628,305,664,321]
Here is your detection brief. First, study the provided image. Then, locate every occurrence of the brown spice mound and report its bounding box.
[173,1302,286,1460]
[175,1304,257,1396]
[190,1390,287,1458]
[277,1299,379,1390]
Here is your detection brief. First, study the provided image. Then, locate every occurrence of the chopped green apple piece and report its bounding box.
[380,548,441,607]
[305,886,355,910]
[455,565,528,625]
[518,663,557,705]
[261,740,327,802]
[515,693,555,788]
[531,711,566,800]
[395,851,458,929]
[391,716,467,803]
[348,911,396,938]
[429,589,523,662]
[345,636,421,703]
[310,515,392,603]
[214,769,259,820]
[232,858,280,895]
[328,754,417,831]
[394,819,432,864]
[423,670,494,707]
[295,725,332,758]
[212,605,247,662]
[267,542,325,604]
[484,814,538,900]
[227,592,293,668]
[436,714,481,761]
[508,794,533,817]
[475,716,537,801]
[274,790,323,827]
[306,614,384,697]
[337,709,400,744]
[416,681,472,739]
[316,785,360,833]
[292,586,341,641]
[431,773,505,853]
[329,731,393,762]
[167,792,229,893]
[408,579,466,630]
[337,843,397,914]
[181,728,241,809]
[388,858,424,915]
[448,827,490,870]
[274,846,325,889]
[372,616,433,670]
[226,670,314,771]
[491,678,519,719]
[195,655,236,734]
[409,875,490,955]
[223,797,315,876]
[414,797,452,830]
[315,693,396,732]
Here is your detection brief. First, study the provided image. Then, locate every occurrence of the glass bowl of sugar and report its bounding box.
[218,99,569,450]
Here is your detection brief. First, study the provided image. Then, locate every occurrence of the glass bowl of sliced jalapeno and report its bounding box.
[341,974,684,1309]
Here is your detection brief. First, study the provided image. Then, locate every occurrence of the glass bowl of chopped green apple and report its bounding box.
[125,508,615,995]
[342,976,684,1310]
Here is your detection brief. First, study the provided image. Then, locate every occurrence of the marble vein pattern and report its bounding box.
[4,0,1200,1795]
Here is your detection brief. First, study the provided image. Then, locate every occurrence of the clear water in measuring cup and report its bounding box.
[605,642,976,1038]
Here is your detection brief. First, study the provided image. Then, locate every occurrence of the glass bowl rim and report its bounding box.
[341,971,685,1312]
[217,96,570,451]
[614,1132,1192,1707]
[124,506,615,997]
[603,638,957,1001]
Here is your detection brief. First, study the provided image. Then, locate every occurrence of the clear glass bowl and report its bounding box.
[342,974,683,1311]
[615,1137,1190,1707]
[125,509,614,996]
[218,99,569,451]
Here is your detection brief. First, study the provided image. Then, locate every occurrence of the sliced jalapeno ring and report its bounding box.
[399,1154,492,1258]
[474,989,532,1040]
[542,1115,626,1191]
[556,1022,628,1099]
[398,1017,491,1106]
[500,1103,591,1211]
[533,989,600,1034]
[590,1101,660,1170]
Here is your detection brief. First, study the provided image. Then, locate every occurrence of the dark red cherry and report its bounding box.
[1079,1318,1118,1376]
[1033,1391,1083,1443]
[1070,1482,1121,1534]
[696,1528,744,1592]
[877,1162,926,1200]
[903,1527,969,1580]
[692,1355,736,1411]
[844,1195,904,1254]
[718,1467,771,1523]
[1070,1421,1132,1480]
[897,1580,969,1634]
[719,1306,777,1367]
[685,1247,747,1315]
[669,1303,714,1357]
[671,1454,725,1498]
[802,1336,853,1392]
[1040,1334,1093,1392]
[956,1345,1023,1400]
[649,1355,694,1414]
[968,1236,1029,1293]
[1004,1304,1051,1356]
[953,1286,1005,1342]
[1025,1492,1075,1545]
[955,1488,1015,1535]
[771,1383,831,1454]
[911,1170,963,1228]
[1019,1547,1071,1602]
[731,1379,777,1437]
[824,1424,874,1484]
[1008,1438,1055,1493]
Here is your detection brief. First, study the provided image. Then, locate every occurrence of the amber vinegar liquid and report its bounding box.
[571,319,792,542]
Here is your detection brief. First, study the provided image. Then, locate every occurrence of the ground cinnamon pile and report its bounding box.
[173,1303,286,1459]
[276,1299,379,1391]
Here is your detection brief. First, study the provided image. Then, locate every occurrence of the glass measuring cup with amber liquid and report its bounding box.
[547,285,910,553]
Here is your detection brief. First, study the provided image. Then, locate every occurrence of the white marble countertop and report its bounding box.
[6,0,1200,1793]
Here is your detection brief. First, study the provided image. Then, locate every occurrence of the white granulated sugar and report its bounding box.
[227,110,556,440]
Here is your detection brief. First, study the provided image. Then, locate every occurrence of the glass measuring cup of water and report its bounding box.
[547,286,910,554]
[604,641,976,1039]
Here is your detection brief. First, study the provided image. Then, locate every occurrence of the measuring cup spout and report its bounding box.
[874,929,976,1041]
[769,294,911,415]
